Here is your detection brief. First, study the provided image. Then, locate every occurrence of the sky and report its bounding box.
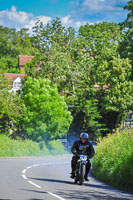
[0,0,128,31]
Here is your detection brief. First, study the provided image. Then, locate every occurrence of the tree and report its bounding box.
[93,56,133,133]
[78,22,133,134]
[32,17,76,54]
[78,22,123,61]
[119,0,133,79]
[26,19,132,138]
[20,77,72,141]
[0,26,38,73]
[0,73,23,135]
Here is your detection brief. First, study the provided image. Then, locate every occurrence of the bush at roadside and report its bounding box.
[92,129,133,193]
[0,135,68,157]
[48,140,68,155]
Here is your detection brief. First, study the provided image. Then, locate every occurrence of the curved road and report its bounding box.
[0,155,133,200]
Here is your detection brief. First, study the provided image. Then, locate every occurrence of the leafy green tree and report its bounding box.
[78,22,123,61]
[119,0,133,79]
[0,26,38,73]
[32,17,76,54]
[93,56,133,133]
[78,22,132,134]
[28,20,123,138]
[27,19,132,138]
[0,56,20,73]
[20,77,72,141]
[0,73,23,135]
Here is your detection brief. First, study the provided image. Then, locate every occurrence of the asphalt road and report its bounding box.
[0,155,133,200]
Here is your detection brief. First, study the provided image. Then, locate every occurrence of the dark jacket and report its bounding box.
[71,140,95,158]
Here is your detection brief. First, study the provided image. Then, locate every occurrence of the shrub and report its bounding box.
[48,140,67,155]
[0,135,49,157]
[92,129,133,192]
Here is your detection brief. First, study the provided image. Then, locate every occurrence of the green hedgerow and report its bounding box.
[0,135,49,157]
[48,140,68,155]
[92,129,133,193]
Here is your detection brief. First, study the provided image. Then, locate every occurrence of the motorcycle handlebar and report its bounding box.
[73,153,91,158]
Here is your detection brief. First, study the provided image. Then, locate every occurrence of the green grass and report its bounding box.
[92,129,133,193]
[0,135,68,157]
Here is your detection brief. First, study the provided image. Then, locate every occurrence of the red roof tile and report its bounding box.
[19,55,34,67]
[5,73,25,81]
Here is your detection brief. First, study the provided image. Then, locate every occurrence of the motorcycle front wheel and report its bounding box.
[79,165,85,185]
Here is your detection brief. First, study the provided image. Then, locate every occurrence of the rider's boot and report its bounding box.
[70,170,75,178]
[84,171,89,181]
[84,176,89,181]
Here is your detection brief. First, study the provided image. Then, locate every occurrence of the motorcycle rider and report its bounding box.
[70,132,95,181]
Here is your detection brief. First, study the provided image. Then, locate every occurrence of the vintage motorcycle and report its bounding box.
[74,154,88,185]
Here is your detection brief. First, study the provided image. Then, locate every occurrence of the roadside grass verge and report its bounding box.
[92,129,133,193]
[0,135,68,157]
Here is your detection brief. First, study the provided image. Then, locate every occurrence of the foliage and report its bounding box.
[119,0,133,79]
[0,134,49,157]
[0,1,132,141]
[0,134,69,157]
[0,26,38,73]
[78,22,133,134]
[92,129,133,192]
[78,22,123,60]
[47,140,67,155]
[0,56,20,73]
[32,17,76,54]
[20,77,72,141]
[0,74,24,135]
[26,19,104,138]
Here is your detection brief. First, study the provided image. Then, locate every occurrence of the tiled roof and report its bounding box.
[5,73,25,87]
[19,55,34,66]
[5,73,25,81]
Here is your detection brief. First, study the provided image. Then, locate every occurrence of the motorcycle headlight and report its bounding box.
[80,155,87,161]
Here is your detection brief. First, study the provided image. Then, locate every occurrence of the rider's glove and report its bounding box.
[73,151,78,156]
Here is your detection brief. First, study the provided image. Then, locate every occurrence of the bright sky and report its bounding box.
[0,0,128,31]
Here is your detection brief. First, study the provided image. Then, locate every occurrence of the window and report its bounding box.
[13,82,22,88]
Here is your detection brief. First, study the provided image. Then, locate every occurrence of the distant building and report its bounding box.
[5,55,34,92]
[18,55,34,73]
[5,73,25,93]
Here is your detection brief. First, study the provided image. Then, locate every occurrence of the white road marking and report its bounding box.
[22,161,68,200]
[28,180,42,188]
[27,166,32,169]
[22,174,27,180]
[22,169,27,174]
[33,164,39,167]
[47,191,66,200]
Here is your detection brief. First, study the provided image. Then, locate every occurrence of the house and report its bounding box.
[94,82,110,90]
[5,73,25,93]
[5,55,34,92]
[19,55,34,73]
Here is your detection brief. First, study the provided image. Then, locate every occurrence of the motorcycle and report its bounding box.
[74,154,88,185]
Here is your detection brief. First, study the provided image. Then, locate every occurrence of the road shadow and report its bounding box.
[26,178,133,200]
[28,177,123,192]
[21,188,133,200]
[28,177,74,185]
[56,189,133,200]
[21,189,47,194]
[28,198,44,200]
[21,189,47,200]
